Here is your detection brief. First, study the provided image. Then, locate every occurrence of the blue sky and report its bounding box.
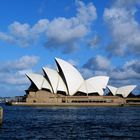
[0,0,140,97]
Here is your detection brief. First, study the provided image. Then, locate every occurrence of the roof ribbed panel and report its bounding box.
[78,81,104,96]
[57,75,68,94]
[43,67,59,93]
[86,76,109,89]
[26,73,52,91]
[42,78,53,92]
[107,85,117,96]
[78,82,87,94]
[26,73,44,90]
[55,58,84,95]
[85,80,104,96]
[116,85,136,98]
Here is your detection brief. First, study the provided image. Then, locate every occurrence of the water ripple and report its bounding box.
[0,105,140,140]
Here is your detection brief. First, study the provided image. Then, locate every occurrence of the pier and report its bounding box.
[0,107,3,125]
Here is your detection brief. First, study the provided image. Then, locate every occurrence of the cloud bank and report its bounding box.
[0,1,97,53]
[104,0,140,56]
[0,55,39,85]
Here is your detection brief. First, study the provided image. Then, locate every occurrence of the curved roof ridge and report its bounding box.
[55,58,84,95]
[78,81,88,94]
[57,74,68,94]
[43,67,59,93]
[107,85,137,98]
[116,85,137,98]
[107,85,117,96]
[42,78,53,92]
[26,73,52,91]
[86,76,109,89]
[78,81,104,96]
[85,80,104,95]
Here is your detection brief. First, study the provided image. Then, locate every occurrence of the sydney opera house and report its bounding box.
[13,58,140,106]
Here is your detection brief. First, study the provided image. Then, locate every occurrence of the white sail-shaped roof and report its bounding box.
[86,80,104,96]
[78,82,87,94]
[26,73,52,91]
[55,58,84,95]
[42,78,53,92]
[116,85,136,98]
[107,85,136,98]
[43,67,59,93]
[86,76,109,89]
[78,76,109,96]
[107,85,117,96]
[57,75,68,94]
[78,81,104,96]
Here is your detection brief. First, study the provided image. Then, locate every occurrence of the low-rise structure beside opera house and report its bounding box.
[12,58,140,106]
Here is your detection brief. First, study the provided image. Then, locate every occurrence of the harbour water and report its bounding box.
[0,104,140,140]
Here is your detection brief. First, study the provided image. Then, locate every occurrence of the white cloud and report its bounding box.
[0,69,29,85]
[0,1,97,53]
[32,19,49,34]
[95,55,111,70]
[82,56,140,92]
[47,18,87,43]
[45,1,97,52]
[80,68,94,79]
[83,55,112,71]
[115,0,140,7]
[110,69,140,80]
[103,0,140,56]
[5,55,39,70]
[76,0,97,25]
[67,59,78,66]
[9,22,30,38]
[0,55,39,85]
[81,55,112,79]
[109,59,140,91]
[123,59,140,73]
[88,35,101,48]
[94,71,108,76]
[0,32,15,43]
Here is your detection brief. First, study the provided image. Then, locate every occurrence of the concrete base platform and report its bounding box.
[12,102,125,107]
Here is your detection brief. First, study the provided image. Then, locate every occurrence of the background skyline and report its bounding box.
[0,0,140,97]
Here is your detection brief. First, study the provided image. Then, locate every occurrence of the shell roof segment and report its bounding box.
[42,78,53,93]
[78,80,104,96]
[78,76,109,95]
[86,76,109,89]
[116,85,137,98]
[55,58,85,96]
[107,85,137,98]
[43,67,68,94]
[26,73,52,91]
[57,75,68,94]
[107,85,117,96]
[43,67,59,93]
[78,82,87,94]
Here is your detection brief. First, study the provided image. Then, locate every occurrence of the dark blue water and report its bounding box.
[0,104,140,140]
